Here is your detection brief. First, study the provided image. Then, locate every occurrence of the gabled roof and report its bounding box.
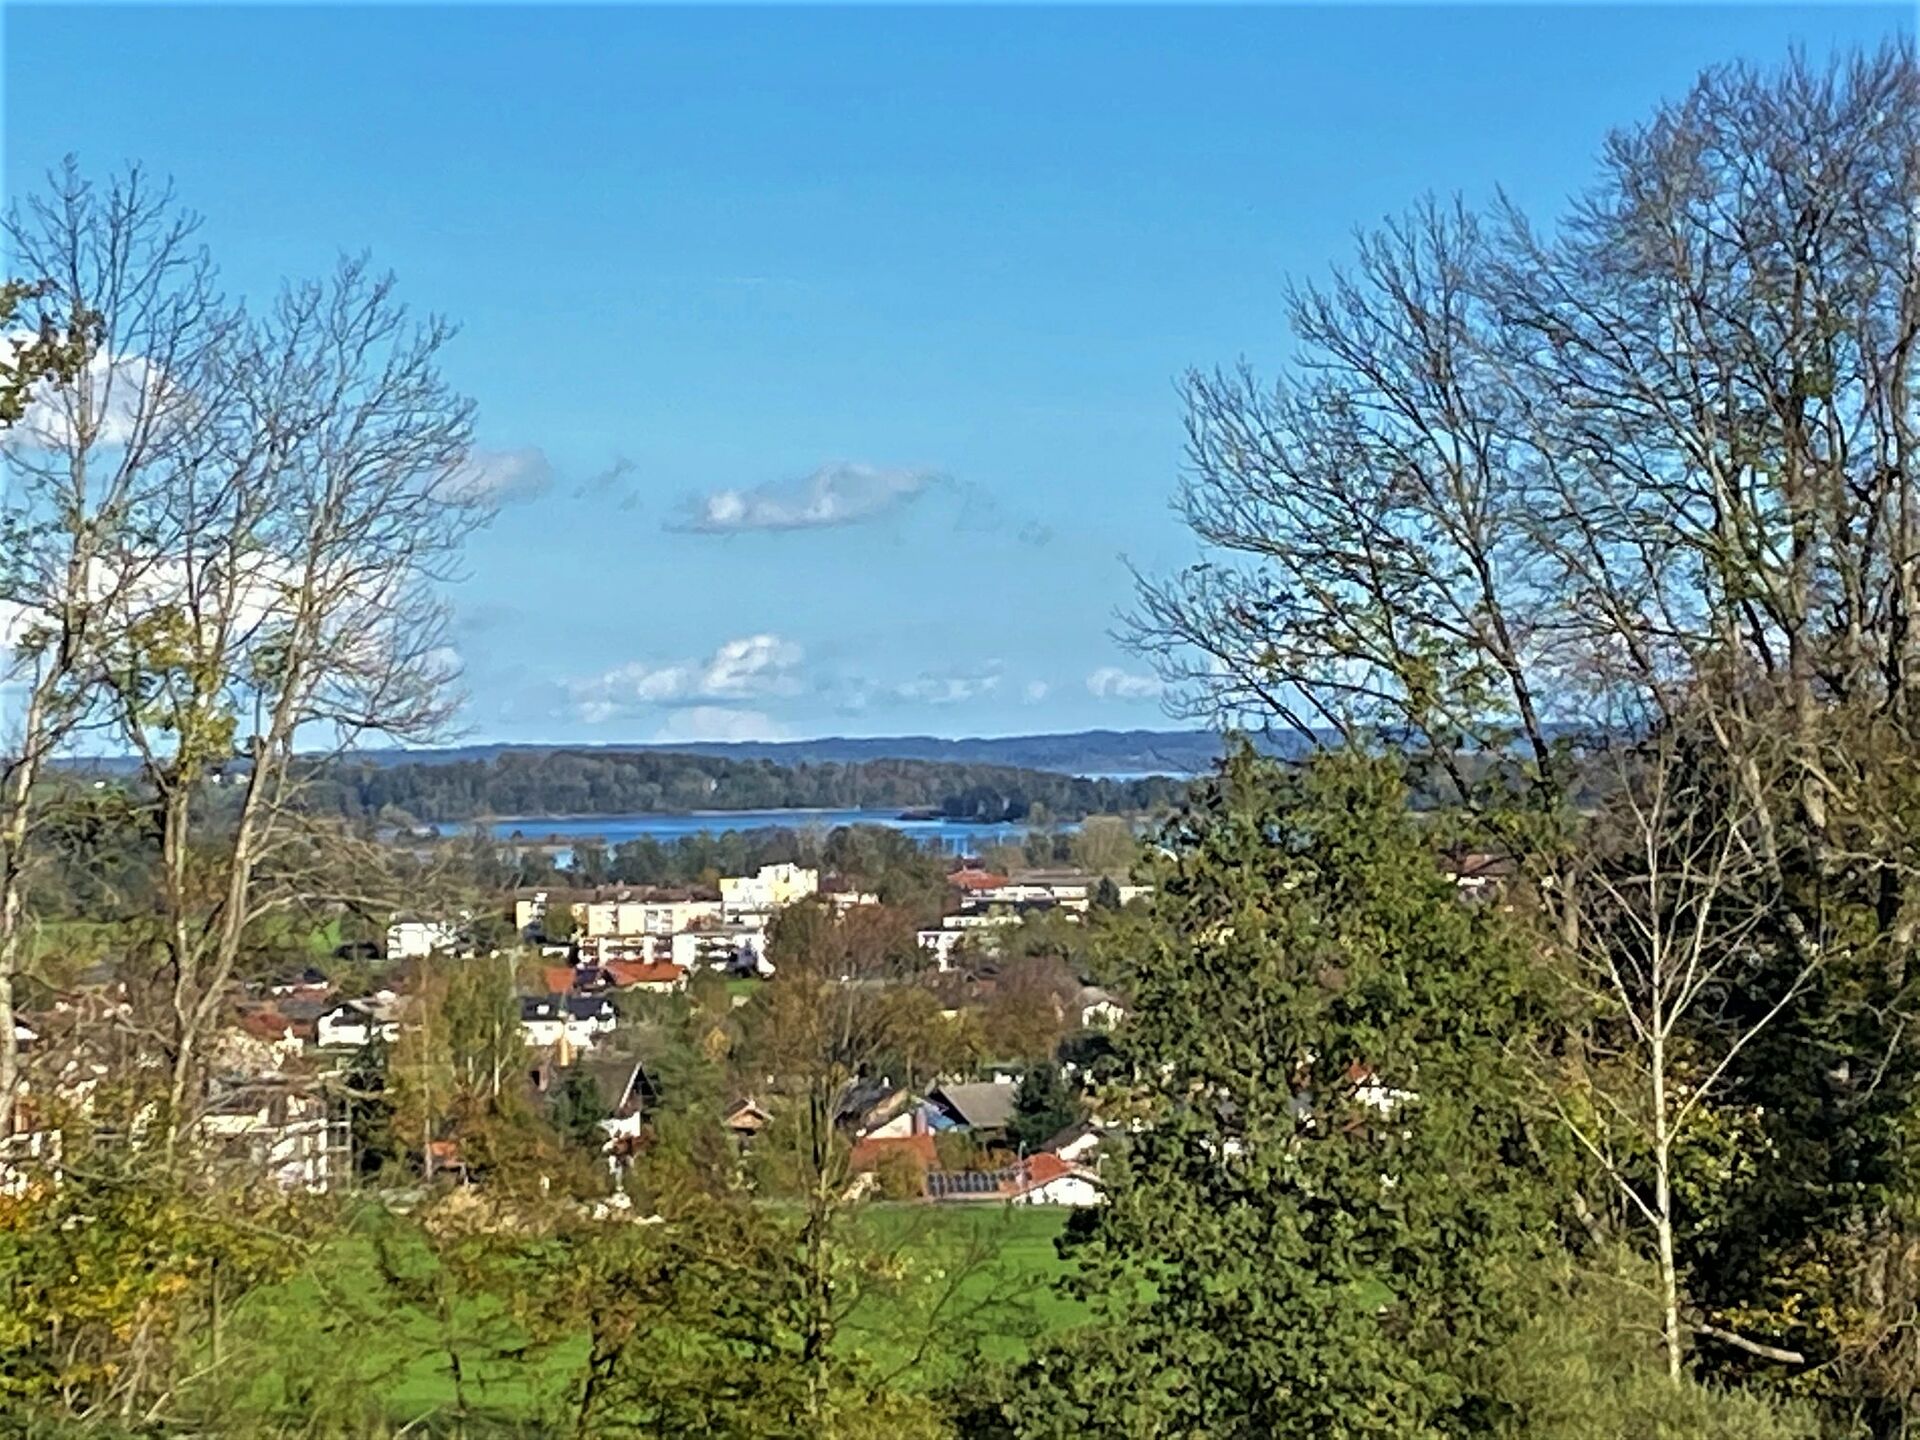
[835,1076,904,1130]
[235,1008,297,1041]
[724,1097,772,1132]
[1011,1152,1096,1194]
[580,1057,657,1117]
[929,1081,1018,1131]
[1038,1119,1101,1155]
[603,960,685,988]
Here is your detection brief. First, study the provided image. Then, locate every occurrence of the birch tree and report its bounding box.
[0,163,225,1141]
[1546,736,1819,1378]
[95,255,490,1147]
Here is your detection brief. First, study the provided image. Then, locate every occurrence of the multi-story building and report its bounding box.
[719,863,819,918]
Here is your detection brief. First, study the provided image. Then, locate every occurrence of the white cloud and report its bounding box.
[441,447,555,506]
[1086,666,1163,701]
[1023,680,1050,703]
[669,462,943,533]
[651,706,789,744]
[894,670,1002,706]
[5,345,169,452]
[702,634,804,698]
[568,633,804,723]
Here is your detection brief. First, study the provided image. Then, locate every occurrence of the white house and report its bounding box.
[519,994,617,1051]
[386,918,460,960]
[315,994,403,1049]
[916,928,967,971]
[198,1082,337,1192]
[1077,987,1129,1030]
[1010,1155,1103,1208]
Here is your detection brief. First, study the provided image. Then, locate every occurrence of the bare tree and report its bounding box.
[90,253,491,1149]
[738,901,950,1422]
[1128,199,1570,815]
[1129,44,1920,1399]
[1542,735,1820,1378]
[1489,47,1920,921]
[0,162,226,1141]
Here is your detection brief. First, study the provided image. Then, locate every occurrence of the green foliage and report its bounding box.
[0,1164,303,1424]
[1008,1064,1081,1154]
[541,900,577,942]
[1000,748,1554,1437]
[552,1068,608,1152]
[1471,1250,1820,1440]
[0,278,95,428]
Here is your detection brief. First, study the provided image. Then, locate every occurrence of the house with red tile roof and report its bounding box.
[603,959,687,993]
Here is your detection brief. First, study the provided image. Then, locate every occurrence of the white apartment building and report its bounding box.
[720,863,819,918]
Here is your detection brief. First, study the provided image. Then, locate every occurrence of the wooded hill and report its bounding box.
[301,749,1191,823]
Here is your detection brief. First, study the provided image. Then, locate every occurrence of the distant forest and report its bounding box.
[304,749,1191,824]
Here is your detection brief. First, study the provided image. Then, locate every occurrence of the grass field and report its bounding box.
[227,1201,1081,1429]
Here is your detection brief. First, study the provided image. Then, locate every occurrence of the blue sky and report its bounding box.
[5,3,1912,745]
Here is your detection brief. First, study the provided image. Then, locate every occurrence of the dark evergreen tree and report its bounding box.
[1008,1063,1080,1153]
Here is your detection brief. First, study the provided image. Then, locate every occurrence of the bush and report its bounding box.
[874,1146,928,1201]
[1476,1250,1821,1440]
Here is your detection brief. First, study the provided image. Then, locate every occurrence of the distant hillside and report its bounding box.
[338,729,1283,775]
[302,749,1197,824]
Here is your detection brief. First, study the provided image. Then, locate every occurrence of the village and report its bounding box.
[1,840,1514,1218]
[3,854,1160,1209]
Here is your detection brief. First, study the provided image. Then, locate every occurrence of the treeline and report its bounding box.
[303,749,1188,824]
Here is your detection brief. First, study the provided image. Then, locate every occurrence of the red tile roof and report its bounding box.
[541,966,577,995]
[236,1009,295,1041]
[949,868,1009,891]
[1018,1152,1075,1187]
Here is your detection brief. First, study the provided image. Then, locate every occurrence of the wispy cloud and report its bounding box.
[1086,666,1162,701]
[573,455,641,510]
[668,462,944,534]
[651,705,789,743]
[568,633,805,723]
[1023,680,1051,704]
[443,446,555,506]
[892,666,1003,706]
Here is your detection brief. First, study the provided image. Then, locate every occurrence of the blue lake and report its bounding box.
[464,807,1067,853]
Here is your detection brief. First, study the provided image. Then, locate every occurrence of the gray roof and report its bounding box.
[932,1080,1018,1131]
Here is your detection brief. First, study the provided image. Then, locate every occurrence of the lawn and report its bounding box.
[840,1203,1084,1375]
[225,1200,1082,1429]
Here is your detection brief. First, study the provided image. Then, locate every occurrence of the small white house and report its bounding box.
[315,994,403,1049]
[1013,1166,1103,1207]
[916,929,966,971]
[520,995,617,1051]
[386,918,460,960]
[1077,987,1129,1030]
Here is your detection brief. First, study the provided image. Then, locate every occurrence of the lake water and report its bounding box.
[466,807,1068,853]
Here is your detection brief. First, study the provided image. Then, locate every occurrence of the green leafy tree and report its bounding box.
[553,1067,609,1151]
[1001,748,1553,1438]
[1008,1063,1080,1154]
[1071,816,1138,878]
[543,898,578,943]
